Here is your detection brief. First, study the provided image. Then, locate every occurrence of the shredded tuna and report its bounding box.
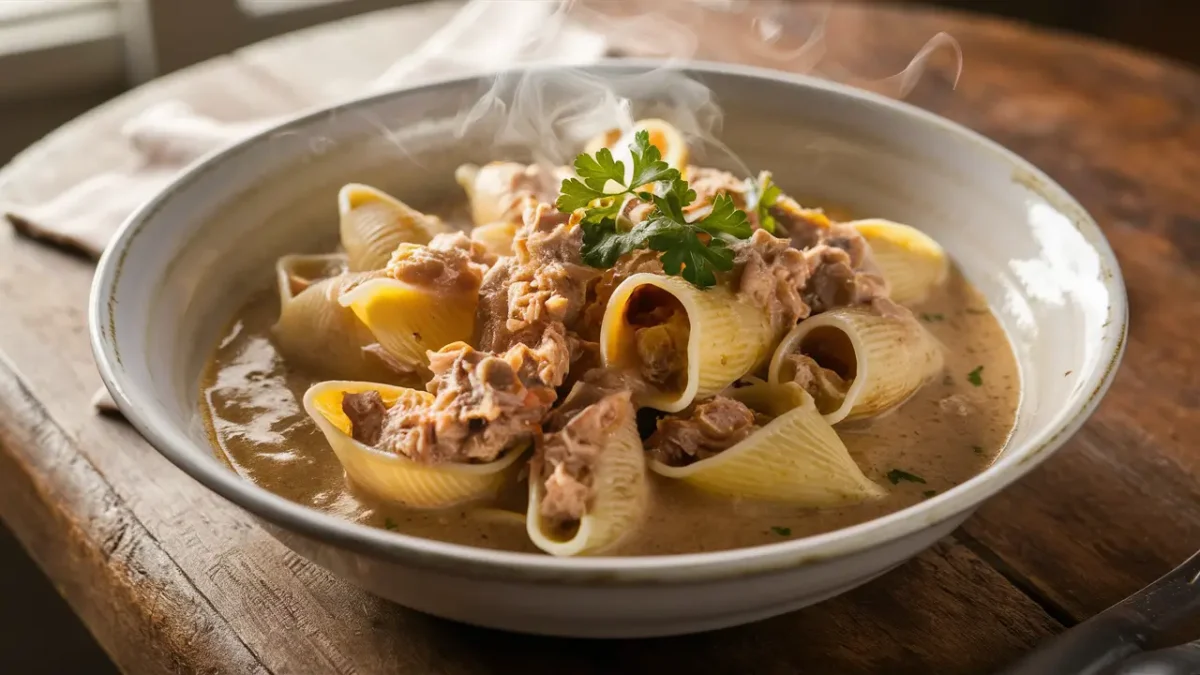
[428,230,499,268]
[683,167,752,222]
[773,194,833,249]
[732,229,811,331]
[341,390,387,446]
[783,353,851,412]
[634,311,689,385]
[514,202,582,265]
[475,204,597,356]
[537,388,632,526]
[646,396,761,466]
[578,249,664,340]
[377,241,487,295]
[362,342,556,464]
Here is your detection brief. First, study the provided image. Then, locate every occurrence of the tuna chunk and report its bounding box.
[732,229,811,331]
[646,396,761,466]
[341,390,386,446]
[365,342,557,465]
[783,354,851,412]
[537,387,633,526]
[474,203,598,356]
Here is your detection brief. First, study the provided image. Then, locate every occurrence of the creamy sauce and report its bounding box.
[200,212,1019,556]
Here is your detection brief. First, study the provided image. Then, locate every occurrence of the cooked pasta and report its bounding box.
[648,382,885,505]
[304,380,527,508]
[338,183,446,271]
[768,306,944,424]
[338,242,484,375]
[848,219,949,305]
[527,385,649,556]
[201,118,1019,557]
[600,273,774,413]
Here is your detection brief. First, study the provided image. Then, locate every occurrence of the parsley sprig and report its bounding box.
[557,130,752,288]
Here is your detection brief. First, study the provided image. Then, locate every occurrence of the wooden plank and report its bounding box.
[0,350,269,675]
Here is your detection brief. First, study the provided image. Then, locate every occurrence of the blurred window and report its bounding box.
[0,0,413,100]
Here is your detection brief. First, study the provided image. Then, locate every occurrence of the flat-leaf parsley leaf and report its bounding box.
[746,172,782,234]
[967,365,984,387]
[886,469,926,485]
[560,130,754,288]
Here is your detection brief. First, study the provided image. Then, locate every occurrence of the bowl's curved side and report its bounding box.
[89,58,1127,587]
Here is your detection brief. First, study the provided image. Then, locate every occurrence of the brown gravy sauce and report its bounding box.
[201,209,1020,556]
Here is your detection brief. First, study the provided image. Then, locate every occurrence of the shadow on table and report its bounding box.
[0,521,117,674]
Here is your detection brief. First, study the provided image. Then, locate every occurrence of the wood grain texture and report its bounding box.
[0,1,1197,673]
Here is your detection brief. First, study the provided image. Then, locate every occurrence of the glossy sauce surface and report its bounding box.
[201,207,1020,556]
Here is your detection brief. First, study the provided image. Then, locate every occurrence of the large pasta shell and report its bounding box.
[338,249,479,377]
[271,273,391,382]
[848,218,949,305]
[275,253,348,304]
[469,220,518,258]
[584,118,689,178]
[338,184,445,272]
[768,306,944,424]
[303,380,526,508]
[455,162,538,227]
[650,382,886,505]
[600,273,774,413]
[526,389,648,556]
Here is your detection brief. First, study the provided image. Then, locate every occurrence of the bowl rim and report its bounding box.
[89,58,1128,584]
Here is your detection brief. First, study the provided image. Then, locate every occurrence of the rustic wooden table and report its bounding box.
[1,2,1197,673]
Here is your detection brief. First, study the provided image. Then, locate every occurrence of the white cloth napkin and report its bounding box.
[3,0,609,259]
[0,0,612,414]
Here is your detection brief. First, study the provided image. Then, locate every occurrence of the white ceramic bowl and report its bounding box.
[90,60,1126,638]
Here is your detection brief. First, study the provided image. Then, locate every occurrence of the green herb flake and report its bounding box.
[965,307,989,315]
[383,517,398,531]
[920,312,945,322]
[967,366,984,387]
[971,445,984,454]
[923,490,939,498]
[746,172,782,234]
[770,526,792,536]
[886,469,926,485]
[563,130,755,289]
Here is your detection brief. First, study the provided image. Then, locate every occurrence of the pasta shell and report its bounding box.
[271,273,393,382]
[650,382,886,505]
[303,380,526,508]
[275,253,348,304]
[455,162,538,227]
[337,246,479,376]
[848,218,949,305]
[526,389,648,556]
[768,306,944,424]
[469,220,518,258]
[338,184,445,272]
[584,118,689,177]
[600,273,774,413]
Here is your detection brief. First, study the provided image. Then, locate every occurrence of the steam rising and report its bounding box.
[370,0,964,180]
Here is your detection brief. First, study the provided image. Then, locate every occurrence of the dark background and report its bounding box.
[1,1,1196,673]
